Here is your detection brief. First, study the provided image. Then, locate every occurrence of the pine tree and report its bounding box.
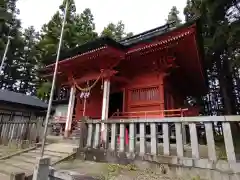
[184,0,240,150]
[166,6,182,26]
[36,1,98,98]
[101,21,133,41]
[18,26,39,95]
[37,1,98,65]
[0,0,23,91]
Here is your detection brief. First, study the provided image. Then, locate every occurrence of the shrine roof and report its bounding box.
[120,16,202,47]
[45,17,202,66]
[45,36,126,65]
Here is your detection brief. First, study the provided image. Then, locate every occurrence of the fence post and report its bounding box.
[163,123,170,156]
[150,122,157,155]
[87,123,93,147]
[32,157,50,180]
[139,123,146,155]
[222,121,236,162]
[93,123,100,148]
[110,123,117,151]
[189,122,200,159]
[79,117,87,149]
[119,123,125,152]
[129,123,136,154]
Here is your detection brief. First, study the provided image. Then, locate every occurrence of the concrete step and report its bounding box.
[10,155,37,164]
[25,151,63,158]
[0,172,11,180]
[30,150,69,157]
[0,143,77,179]
[34,149,70,155]
[44,143,77,153]
[20,152,61,163]
[0,161,26,175]
[3,159,35,171]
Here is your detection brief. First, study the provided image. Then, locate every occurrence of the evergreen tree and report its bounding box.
[0,0,23,91]
[166,6,182,26]
[36,0,98,98]
[184,0,240,149]
[18,26,39,95]
[37,1,98,65]
[101,21,133,41]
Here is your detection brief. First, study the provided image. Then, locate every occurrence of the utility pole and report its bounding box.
[40,0,69,157]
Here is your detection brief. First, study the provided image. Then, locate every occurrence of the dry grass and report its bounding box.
[55,160,204,180]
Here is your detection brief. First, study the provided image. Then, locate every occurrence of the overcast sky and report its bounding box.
[17,0,187,34]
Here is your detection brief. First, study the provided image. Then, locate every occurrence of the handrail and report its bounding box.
[110,108,188,119]
[52,115,78,122]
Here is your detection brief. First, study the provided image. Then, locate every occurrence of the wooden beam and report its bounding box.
[62,69,118,86]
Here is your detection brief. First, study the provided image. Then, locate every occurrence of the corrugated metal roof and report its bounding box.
[0,90,48,109]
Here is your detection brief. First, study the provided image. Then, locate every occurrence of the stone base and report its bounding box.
[64,130,71,138]
[76,148,240,180]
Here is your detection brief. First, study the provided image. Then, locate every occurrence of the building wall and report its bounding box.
[75,89,103,120]
[52,104,68,123]
[122,72,164,117]
[53,104,68,117]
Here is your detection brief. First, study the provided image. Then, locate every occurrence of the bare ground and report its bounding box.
[55,160,200,180]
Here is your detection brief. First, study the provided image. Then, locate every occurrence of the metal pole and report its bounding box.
[0,36,11,74]
[40,0,69,157]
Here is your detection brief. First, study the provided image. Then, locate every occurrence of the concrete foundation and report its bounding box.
[77,148,240,180]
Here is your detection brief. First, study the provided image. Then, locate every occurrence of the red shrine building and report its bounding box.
[42,19,206,135]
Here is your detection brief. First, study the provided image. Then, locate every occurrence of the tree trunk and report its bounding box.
[218,56,240,156]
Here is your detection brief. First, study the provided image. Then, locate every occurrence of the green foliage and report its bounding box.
[166,6,182,26]
[101,21,133,41]
[191,175,201,180]
[36,81,52,99]
[184,0,240,114]
[0,0,24,91]
[38,1,98,65]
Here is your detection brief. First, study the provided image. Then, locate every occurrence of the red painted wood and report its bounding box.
[75,87,103,120]
[48,23,205,120]
[123,72,164,117]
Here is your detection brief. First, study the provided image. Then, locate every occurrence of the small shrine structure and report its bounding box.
[41,18,206,137]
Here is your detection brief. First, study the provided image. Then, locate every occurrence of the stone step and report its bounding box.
[3,159,35,171]
[0,172,11,180]
[0,161,26,175]
[20,153,60,162]
[10,155,37,164]
[26,151,63,158]
[44,143,77,153]
[31,149,70,157]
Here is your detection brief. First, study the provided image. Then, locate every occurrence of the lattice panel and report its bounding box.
[131,87,160,102]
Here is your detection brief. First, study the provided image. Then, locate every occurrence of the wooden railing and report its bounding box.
[110,108,188,118]
[82,116,240,176]
[51,115,78,123]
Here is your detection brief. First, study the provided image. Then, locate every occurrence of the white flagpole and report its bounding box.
[0,35,12,74]
[40,0,69,157]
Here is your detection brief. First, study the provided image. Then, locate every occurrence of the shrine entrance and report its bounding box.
[108,91,123,118]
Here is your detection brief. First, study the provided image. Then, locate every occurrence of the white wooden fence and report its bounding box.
[82,116,240,178]
[0,111,44,146]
